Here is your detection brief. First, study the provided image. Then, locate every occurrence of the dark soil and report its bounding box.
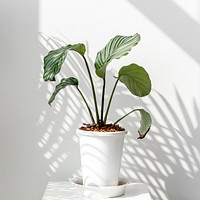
[79,123,125,132]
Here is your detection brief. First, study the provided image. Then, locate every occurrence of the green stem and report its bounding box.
[114,109,140,125]
[101,77,106,126]
[104,78,119,124]
[82,56,100,124]
[76,87,95,124]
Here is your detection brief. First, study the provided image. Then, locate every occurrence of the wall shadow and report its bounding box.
[0,1,48,200]
[39,33,200,200]
[126,0,200,64]
[115,89,200,200]
[1,0,199,199]
[38,33,102,182]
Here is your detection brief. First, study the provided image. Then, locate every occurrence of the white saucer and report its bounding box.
[71,177,128,198]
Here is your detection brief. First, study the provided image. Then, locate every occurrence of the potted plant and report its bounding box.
[43,33,152,187]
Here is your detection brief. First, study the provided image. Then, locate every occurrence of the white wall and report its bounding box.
[1,0,200,200]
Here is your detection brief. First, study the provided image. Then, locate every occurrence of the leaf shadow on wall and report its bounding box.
[38,34,200,200]
[126,0,200,64]
[111,89,200,200]
[37,33,98,179]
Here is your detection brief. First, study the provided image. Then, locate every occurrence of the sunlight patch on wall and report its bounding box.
[171,0,200,24]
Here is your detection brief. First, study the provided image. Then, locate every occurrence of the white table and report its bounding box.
[42,182,151,200]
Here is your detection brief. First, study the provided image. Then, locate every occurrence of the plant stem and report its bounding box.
[82,56,99,124]
[103,78,119,124]
[113,109,140,125]
[100,77,106,126]
[76,87,95,124]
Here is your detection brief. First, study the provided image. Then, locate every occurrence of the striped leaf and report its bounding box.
[94,34,141,78]
[48,77,78,106]
[43,44,86,81]
[119,63,151,97]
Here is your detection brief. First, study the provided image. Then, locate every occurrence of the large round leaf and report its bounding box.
[94,34,141,78]
[119,63,151,97]
[43,44,86,81]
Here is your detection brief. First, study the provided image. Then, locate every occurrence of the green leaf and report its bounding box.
[137,109,152,139]
[48,77,78,106]
[94,34,141,78]
[114,108,152,139]
[119,63,151,97]
[43,43,86,81]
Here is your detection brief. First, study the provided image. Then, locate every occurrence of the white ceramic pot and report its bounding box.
[77,129,127,187]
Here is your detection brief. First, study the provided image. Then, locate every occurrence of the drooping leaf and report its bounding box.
[48,77,78,106]
[137,109,152,139]
[94,34,141,78]
[43,43,86,81]
[114,108,152,139]
[119,63,151,97]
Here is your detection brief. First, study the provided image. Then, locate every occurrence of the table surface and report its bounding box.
[42,181,152,200]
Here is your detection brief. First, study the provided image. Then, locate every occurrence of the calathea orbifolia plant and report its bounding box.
[43,33,152,139]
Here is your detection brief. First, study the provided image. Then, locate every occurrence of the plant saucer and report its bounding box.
[71,177,128,198]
